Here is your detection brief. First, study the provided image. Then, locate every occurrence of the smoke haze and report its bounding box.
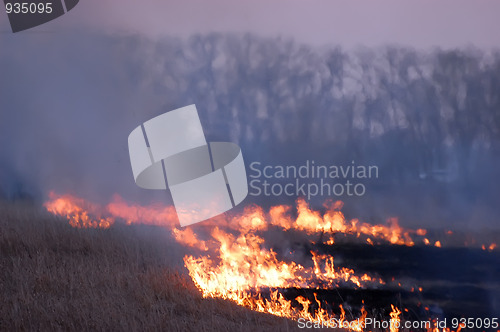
[1,2,499,230]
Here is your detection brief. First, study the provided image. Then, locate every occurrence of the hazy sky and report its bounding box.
[1,0,500,49]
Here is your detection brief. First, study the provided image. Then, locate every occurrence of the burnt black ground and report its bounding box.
[273,242,500,329]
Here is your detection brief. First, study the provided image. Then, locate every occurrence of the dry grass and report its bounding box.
[0,200,300,332]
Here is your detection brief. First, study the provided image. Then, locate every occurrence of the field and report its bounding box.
[0,200,299,331]
[2,198,499,332]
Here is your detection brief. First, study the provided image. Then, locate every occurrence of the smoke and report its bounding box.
[1,31,499,229]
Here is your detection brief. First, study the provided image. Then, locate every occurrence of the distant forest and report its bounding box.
[1,33,499,222]
[134,34,500,191]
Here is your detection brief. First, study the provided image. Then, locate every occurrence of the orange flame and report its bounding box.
[43,192,497,330]
[389,304,401,332]
[173,228,208,251]
[44,191,178,228]
[44,192,113,228]
[268,198,428,246]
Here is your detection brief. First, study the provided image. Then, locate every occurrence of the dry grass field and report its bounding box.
[0,200,300,332]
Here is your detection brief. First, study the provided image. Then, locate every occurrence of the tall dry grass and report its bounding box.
[0,200,299,331]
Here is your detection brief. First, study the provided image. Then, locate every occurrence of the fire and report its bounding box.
[43,193,395,328]
[174,202,404,328]
[43,191,498,330]
[183,224,382,301]
[268,199,425,246]
[426,322,466,332]
[44,192,113,228]
[389,304,401,332]
[172,227,208,251]
[482,243,498,251]
[44,191,178,228]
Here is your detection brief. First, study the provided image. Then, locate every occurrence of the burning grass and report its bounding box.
[4,193,498,331]
[0,200,299,331]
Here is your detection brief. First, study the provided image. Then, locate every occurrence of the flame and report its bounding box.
[351,306,367,332]
[44,191,178,228]
[45,193,494,251]
[180,203,394,327]
[389,304,401,332]
[44,192,113,228]
[183,226,382,299]
[266,198,435,247]
[275,199,420,246]
[43,192,498,330]
[172,228,208,251]
[426,322,466,332]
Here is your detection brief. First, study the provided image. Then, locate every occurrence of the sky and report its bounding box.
[1,0,500,49]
